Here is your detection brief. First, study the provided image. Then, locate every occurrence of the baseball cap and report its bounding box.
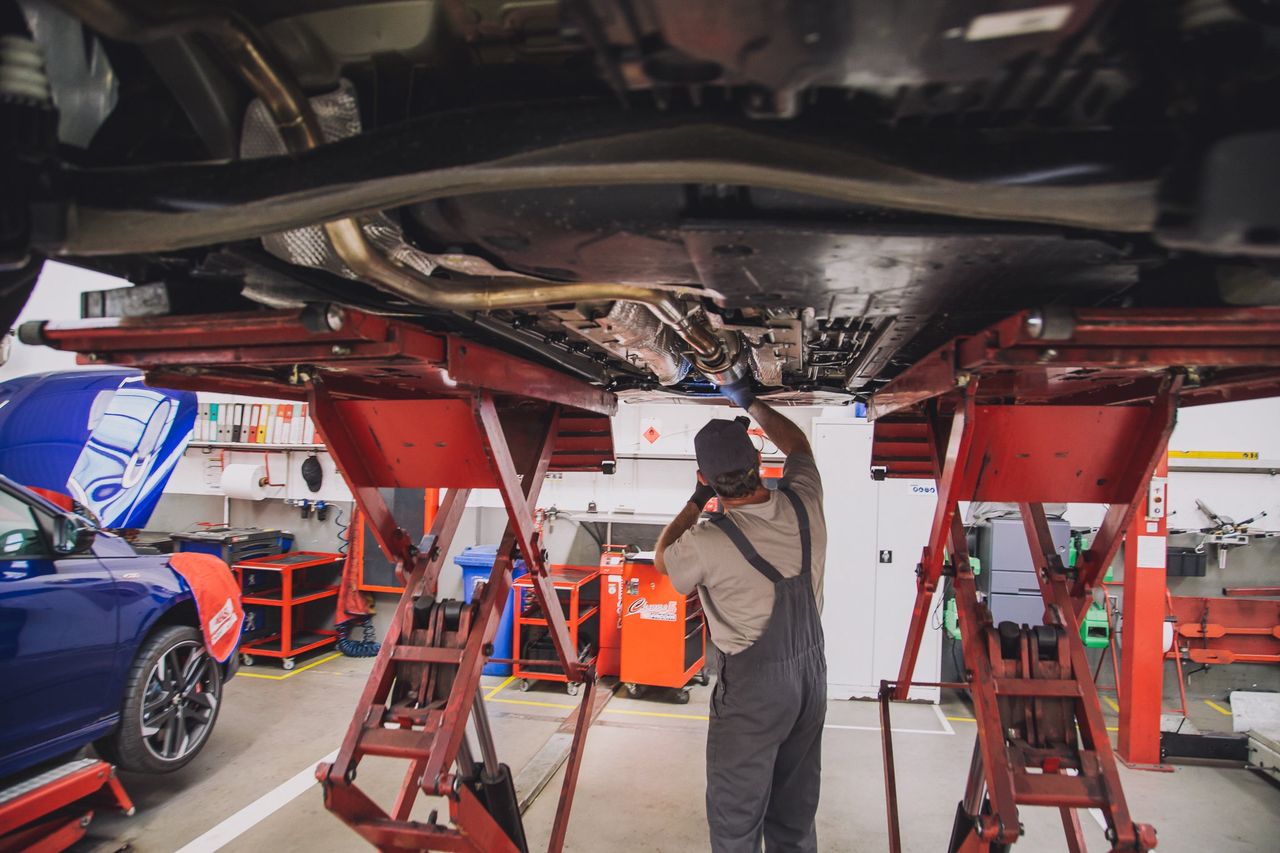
[694,418,758,479]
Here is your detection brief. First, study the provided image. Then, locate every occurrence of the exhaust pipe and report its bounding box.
[59,0,736,378]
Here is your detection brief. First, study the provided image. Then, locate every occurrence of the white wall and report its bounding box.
[0,262,123,381]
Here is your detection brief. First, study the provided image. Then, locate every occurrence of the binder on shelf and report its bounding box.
[282,405,295,445]
[231,403,245,442]
[256,405,268,443]
[247,404,261,444]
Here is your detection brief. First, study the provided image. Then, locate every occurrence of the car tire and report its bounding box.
[96,626,223,774]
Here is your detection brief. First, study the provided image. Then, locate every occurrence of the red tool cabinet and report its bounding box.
[619,554,707,702]
[234,551,342,669]
[513,566,600,695]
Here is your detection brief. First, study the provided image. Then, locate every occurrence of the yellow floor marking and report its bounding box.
[604,707,708,722]
[236,652,343,681]
[488,696,578,710]
[1107,727,1119,732]
[1103,695,1121,713]
[1205,699,1233,716]
[946,716,977,723]
[488,695,709,721]
[485,675,517,699]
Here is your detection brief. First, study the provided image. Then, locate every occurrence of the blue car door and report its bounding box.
[0,488,118,767]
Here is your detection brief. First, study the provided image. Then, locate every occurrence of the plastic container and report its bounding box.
[455,545,526,676]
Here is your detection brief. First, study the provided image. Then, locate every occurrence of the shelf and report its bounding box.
[189,441,327,452]
[512,669,570,682]
[242,585,340,606]
[241,629,337,657]
[517,605,599,627]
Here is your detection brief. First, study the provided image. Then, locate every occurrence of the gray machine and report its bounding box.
[975,515,1072,626]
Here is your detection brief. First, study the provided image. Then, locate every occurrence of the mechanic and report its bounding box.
[654,379,828,853]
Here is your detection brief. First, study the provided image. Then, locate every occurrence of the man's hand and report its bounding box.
[718,374,757,409]
[689,481,715,511]
[746,398,811,458]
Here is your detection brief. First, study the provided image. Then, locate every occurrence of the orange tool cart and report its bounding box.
[234,551,342,669]
[593,546,629,678]
[620,552,708,703]
[513,566,600,695]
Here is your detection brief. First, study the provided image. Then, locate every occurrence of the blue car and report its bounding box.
[0,476,236,779]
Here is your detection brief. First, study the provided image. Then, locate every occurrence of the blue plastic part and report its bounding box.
[455,545,526,676]
[0,369,196,528]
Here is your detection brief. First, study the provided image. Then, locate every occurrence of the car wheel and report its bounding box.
[96,626,223,773]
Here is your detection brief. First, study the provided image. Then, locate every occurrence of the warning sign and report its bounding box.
[643,425,661,444]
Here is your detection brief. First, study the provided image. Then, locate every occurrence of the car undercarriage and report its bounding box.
[6,3,1280,852]
[6,0,1280,404]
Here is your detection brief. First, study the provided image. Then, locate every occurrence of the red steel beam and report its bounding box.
[1118,448,1170,767]
[892,395,975,700]
[870,306,1280,420]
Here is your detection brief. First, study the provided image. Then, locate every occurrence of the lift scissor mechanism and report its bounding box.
[871,307,1280,853]
[26,303,1280,851]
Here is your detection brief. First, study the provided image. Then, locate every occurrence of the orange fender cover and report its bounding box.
[168,552,245,662]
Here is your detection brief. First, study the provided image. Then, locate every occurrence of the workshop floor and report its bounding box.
[78,653,1280,853]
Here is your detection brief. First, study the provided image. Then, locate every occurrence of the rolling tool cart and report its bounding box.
[513,566,600,695]
[234,551,342,669]
[619,552,707,703]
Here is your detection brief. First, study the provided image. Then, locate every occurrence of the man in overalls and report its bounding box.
[654,385,827,853]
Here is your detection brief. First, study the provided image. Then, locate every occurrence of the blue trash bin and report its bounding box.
[455,546,526,676]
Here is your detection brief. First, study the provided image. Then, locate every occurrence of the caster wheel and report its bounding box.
[695,670,710,686]
[518,678,532,692]
[566,682,580,697]
[674,689,691,705]
[624,682,643,698]
[282,658,296,671]
[241,654,255,667]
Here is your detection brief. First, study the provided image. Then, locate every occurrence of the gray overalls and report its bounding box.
[705,489,827,853]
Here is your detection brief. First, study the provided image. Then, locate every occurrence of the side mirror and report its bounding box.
[54,515,97,555]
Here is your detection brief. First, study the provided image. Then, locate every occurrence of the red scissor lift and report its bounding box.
[869,307,1280,852]
[33,307,614,852]
[30,303,1280,852]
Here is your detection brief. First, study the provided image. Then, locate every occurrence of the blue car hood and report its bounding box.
[0,370,196,528]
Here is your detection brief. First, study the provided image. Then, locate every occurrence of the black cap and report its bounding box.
[694,418,758,479]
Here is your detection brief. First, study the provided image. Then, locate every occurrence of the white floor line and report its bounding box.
[174,749,339,853]
[1088,808,1108,832]
[931,703,956,736]
[824,723,952,736]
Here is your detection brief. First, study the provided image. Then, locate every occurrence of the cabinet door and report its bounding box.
[873,479,942,702]
[812,420,879,698]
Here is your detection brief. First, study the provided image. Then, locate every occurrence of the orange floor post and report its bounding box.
[1118,448,1169,765]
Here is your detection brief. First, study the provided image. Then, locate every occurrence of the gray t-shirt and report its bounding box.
[665,451,826,654]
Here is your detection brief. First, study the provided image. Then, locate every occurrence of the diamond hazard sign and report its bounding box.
[643,425,661,444]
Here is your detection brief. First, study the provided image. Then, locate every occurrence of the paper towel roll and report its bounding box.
[221,463,268,500]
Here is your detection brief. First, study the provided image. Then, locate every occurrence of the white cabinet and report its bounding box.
[813,419,941,703]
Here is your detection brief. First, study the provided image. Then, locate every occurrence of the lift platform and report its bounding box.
[28,303,1280,852]
[30,306,615,851]
[870,306,1280,852]
[0,758,135,853]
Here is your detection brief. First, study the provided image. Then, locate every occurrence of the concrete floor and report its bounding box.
[79,653,1280,853]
